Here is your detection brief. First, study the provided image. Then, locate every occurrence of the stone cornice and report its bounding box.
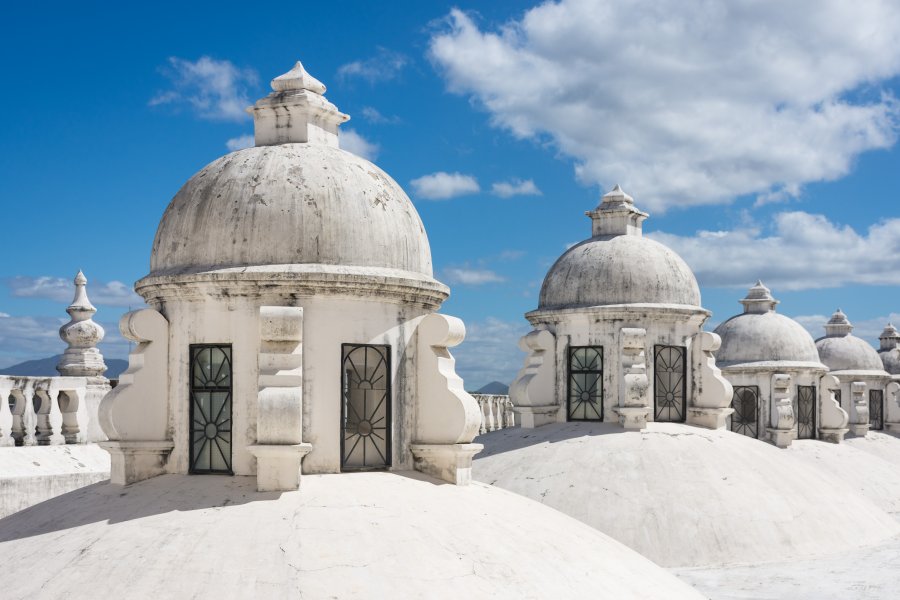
[525,303,710,327]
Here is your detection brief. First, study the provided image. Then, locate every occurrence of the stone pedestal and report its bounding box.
[613,406,651,429]
[100,440,174,485]
[819,428,849,443]
[410,443,483,485]
[688,407,733,430]
[767,428,794,449]
[848,423,870,437]
[513,405,559,429]
[247,443,313,492]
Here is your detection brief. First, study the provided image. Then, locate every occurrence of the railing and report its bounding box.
[473,394,516,434]
[0,376,95,446]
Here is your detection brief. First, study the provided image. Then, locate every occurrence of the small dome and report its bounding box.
[815,310,886,372]
[539,186,701,310]
[149,144,432,277]
[714,282,822,367]
[148,62,433,280]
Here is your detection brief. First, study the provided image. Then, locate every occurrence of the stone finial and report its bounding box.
[879,323,900,351]
[824,309,853,337]
[270,61,326,94]
[585,184,648,238]
[57,271,107,377]
[246,60,349,148]
[739,280,779,314]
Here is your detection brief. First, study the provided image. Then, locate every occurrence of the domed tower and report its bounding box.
[714,282,847,447]
[815,310,892,435]
[510,185,732,430]
[99,62,482,490]
[877,323,900,375]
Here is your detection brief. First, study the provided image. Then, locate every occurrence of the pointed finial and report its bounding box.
[57,271,106,377]
[740,280,778,313]
[586,184,646,238]
[270,61,327,94]
[824,308,853,337]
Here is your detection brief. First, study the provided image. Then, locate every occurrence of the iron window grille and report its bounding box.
[654,345,686,423]
[794,385,816,440]
[729,386,759,439]
[189,344,233,474]
[341,344,391,470]
[566,346,604,421]
[870,389,884,431]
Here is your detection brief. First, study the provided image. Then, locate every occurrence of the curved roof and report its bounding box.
[714,282,823,367]
[815,310,887,373]
[878,323,900,375]
[0,472,703,600]
[538,186,701,310]
[148,62,433,280]
[473,422,900,568]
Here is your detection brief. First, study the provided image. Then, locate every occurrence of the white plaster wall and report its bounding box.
[158,294,429,477]
[723,367,823,441]
[535,309,705,423]
[832,372,891,430]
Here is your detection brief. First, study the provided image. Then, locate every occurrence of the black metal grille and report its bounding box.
[566,346,603,421]
[189,344,233,474]
[654,345,686,422]
[870,389,884,431]
[729,386,759,438]
[794,385,816,440]
[341,344,391,470]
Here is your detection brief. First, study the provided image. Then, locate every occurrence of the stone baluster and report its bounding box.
[505,397,516,428]
[0,381,13,446]
[21,388,37,446]
[767,373,794,448]
[848,381,869,437]
[48,389,65,445]
[818,374,849,443]
[57,388,87,443]
[477,396,487,434]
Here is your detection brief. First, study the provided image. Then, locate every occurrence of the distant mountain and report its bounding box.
[0,355,128,379]
[474,381,510,395]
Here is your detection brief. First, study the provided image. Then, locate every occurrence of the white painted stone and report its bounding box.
[0,472,704,599]
[715,282,832,446]
[612,327,651,429]
[511,186,731,431]
[768,373,795,448]
[473,422,900,568]
[819,374,849,443]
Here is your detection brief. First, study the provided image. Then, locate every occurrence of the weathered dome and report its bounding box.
[149,144,432,277]
[147,61,433,280]
[539,186,701,310]
[815,310,886,372]
[714,282,823,367]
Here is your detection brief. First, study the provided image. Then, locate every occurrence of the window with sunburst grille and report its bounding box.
[653,345,686,422]
[870,389,884,431]
[189,344,233,474]
[341,344,391,470]
[794,385,816,439]
[567,346,603,421]
[729,386,759,438]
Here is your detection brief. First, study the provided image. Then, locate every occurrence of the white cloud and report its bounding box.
[226,134,254,151]
[491,178,542,198]
[649,211,900,290]
[430,4,900,211]
[409,171,480,200]
[337,48,409,84]
[360,107,400,124]
[339,129,380,160]
[150,56,257,122]
[453,317,532,389]
[0,312,9,318]
[443,267,506,285]
[9,276,145,308]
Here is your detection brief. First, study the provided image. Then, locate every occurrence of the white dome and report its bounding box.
[0,473,704,599]
[149,143,433,278]
[473,422,900,568]
[878,323,900,374]
[538,186,701,310]
[714,282,822,367]
[815,310,887,372]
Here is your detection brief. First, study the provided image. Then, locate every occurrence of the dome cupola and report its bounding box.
[538,186,701,310]
[815,309,886,372]
[878,322,900,374]
[141,61,442,306]
[713,281,822,367]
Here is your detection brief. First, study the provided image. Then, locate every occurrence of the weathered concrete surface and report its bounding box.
[0,472,704,600]
[788,432,900,517]
[473,422,900,568]
[674,533,900,600]
[0,445,109,518]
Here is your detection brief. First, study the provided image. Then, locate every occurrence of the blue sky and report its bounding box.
[1,1,899,388]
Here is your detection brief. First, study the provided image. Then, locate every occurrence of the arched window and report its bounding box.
[189,344,233,474]
[342,344,391,470]
[566,346,603,421]
[654,345,686,422]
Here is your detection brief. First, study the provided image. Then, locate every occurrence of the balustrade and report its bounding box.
[473,394,517,434]
[0,376,89,446]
